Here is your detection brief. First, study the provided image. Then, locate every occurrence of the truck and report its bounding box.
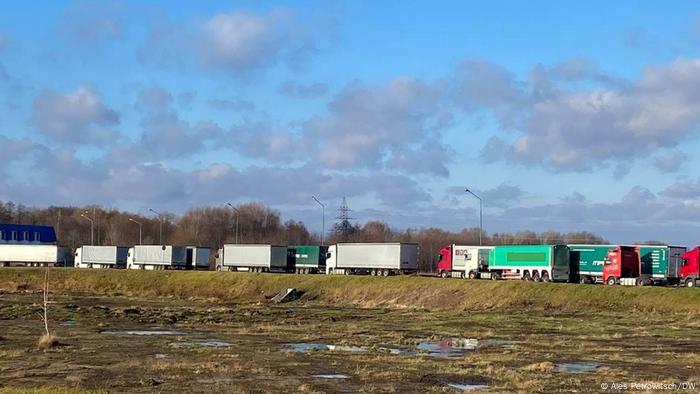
[638,245,686,285]
[126,245,187,270]
[75,246,129,269]
[603,245,647,286]
[186,246,210,270]
[215,244,288,273]
[325,243,418,276]
[569,244,615,284]
[680,247,700,287]
[0,244,66,267]
[287,245,327,274]
[436,245,493,279]
[484,245,570,282]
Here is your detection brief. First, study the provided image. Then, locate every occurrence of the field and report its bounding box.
[1,269,699,393]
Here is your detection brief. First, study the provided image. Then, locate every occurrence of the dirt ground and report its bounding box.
[0,291,699,393]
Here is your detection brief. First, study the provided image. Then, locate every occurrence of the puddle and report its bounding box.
[417,338,479,358]
[284,343,367,353]
[61,320,78,326]
[154,353,168,359]
[447,383,488,391]
[100,329,186,336]
[312,374,349,379]
[170,340,231,349]
[554,362,599,374]
[377,346,418,356]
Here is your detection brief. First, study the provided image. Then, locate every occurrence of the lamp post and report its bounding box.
[80,212,94,245]
[465,188,483,246]
[312,196,326,246]
[149,208,164,245]
[226,203,239,244]
[128,218,142,245]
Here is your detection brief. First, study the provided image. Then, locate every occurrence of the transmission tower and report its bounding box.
[334,197,355,239]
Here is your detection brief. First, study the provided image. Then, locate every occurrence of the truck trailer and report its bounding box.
[638,245,686,285]
[568,244,615,284]
[126,245,187,270]
[75,246,129,269]
[485,245,570,282]
[186,246,210,270]
[215,244,288,272]
[0,244,66,267]
[437,245,493,279]
[680,247,700,287]
[325,243,418,276]
[287,245,327,274]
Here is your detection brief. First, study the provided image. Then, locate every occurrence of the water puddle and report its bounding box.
[100,329,186,336]
[154,353,168,359]
[284,343,367,353]
[447,383,488,391]
[170,340,231,349]
[312,374,349,379]
[417,338,479,358]
[554,362,599,374]
[377,346,418,356]
[61,320,78,326]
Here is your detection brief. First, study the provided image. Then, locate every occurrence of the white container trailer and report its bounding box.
[127,245,187,270]
[186,246,210,270]
[215,244,288,273]
[0,244,65,267]
[325,243,418,276]
[75,246,129,269]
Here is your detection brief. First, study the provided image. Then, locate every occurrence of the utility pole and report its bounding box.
[128,218,142,245]
[465,188,483,246]
[149,208,164,245]
[80,211,94,245]
[226,203,239,244]
[312,196,326,246]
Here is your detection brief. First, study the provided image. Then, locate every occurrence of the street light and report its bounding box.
[312,196,326,246]
[465,188,483,246]
[80,211,94,245]
[149,208,164,245]
[226,203,239,244]
[128,218,142,245]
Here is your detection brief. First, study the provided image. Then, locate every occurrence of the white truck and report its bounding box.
[75,246,129,269]
[186,246,210,270]
[325,243,418,276]
[0,244,66,267]
[126,245,187,270]
[437,245,494,279]
[215,244,288,273]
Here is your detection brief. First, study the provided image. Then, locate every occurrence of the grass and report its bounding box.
[37,333,59,350]
[1,268,700,313]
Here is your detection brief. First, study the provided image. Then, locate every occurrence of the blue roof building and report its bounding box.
[0,224,58,244]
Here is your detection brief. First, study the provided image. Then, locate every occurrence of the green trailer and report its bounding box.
[638,245,686,285]
[486,245,570,282]
[287,245,327,274]
[568,244,615,284]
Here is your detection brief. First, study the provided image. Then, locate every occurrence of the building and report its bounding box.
[0,224,58,244]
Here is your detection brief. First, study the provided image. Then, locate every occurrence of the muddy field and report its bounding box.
[1,287,699,393]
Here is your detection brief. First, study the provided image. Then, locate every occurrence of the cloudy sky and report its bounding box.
[1,1,700,244]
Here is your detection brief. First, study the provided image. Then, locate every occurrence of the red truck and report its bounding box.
[681,247,700,288]
[603,246,651,286]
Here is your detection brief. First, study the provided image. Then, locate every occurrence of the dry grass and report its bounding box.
[37,333,59,350]
[522,361,554,372]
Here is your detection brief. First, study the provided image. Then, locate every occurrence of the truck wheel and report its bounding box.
[686,278,695,288]
[522,271,531,281]
[440,270,449,279]
[371,269,377,276]
[606,276,616,286]
[491,272,500,280]
[382,269,389,277]
[468,271,477,279]
[541,271,550,282]
[579,276,587,284]
[532,271,541,282]
[636,278,646,286]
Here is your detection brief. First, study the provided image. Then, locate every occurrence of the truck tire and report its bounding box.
[440,270,449,279]
[541,271,550,282]
[383,269,390,277]
[686,278,695,288]
[491,272,501,280]
[606,276,616,286]
[532,271,541,282]
[579,276,587,284]
[468,271,477,279]
[522,271,531,281]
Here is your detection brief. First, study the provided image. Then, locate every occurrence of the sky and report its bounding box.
[1,0,700,245]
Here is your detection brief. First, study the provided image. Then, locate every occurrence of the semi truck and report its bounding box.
[75,246,129,269]
[325,243,418,276]
[569,244,615,284]
[603,245,647,286]
[186,246,210,270]
[0,244,66,267]
[436,245,493,279]
[126,245,187,270]
[215,244,288,272]
[287,245,327,274]
[484,245,570,282]
[680,247,700,287]
[638,245,686,285]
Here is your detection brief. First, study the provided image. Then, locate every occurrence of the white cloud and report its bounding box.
[279,80,328,99]
[59,0,125,44]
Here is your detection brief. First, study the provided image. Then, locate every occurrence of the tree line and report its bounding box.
[0,200,607,272]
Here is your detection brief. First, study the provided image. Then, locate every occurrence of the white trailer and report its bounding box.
[126,245,187,270]
[215,244,288,273]
[0,244,66,267]
[325,243,418,276]
[186,246,210,270]
[75,246,129,269]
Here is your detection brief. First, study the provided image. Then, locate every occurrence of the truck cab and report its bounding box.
[680,247,700,288]
[603,246,649,286]
[437,245,490,279]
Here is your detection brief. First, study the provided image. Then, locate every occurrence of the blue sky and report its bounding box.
[2,1,700,245]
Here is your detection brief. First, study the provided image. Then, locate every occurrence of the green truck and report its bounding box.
[568,244,615,284]
[287,245,327,274]
[486,245,570,282]
[638,245,686,285]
